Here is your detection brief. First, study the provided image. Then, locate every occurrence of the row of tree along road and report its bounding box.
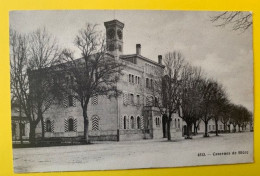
[10,21,252,145]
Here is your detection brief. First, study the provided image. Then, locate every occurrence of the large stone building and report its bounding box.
[35,19,183,141]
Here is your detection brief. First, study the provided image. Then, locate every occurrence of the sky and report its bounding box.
[9,10,253,112]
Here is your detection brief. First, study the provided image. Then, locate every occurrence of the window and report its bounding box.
[130,116,134,129]
[146,96,153,106]
[68,95,73,107]
[68,118,74,132]
[123,92,128,105]
[137,116,141,129]
[146,78,149,88]
[130,94,134,104]
[20,123,25,136]
[198,124,200,130]
[91,94,98,105]
[123,116,127,129]
[138,77,140,84]
[132,75,134,83]
[150,79,153,88]
[209,125,211,131]
[213,125,215,130]
[46,120,51,132]
[151,96,154,106]
[135,76,137,84]
[155,117,160,127]
[92,116,99,131]
[129,74,131,83]
[155,97,159,107]
[178,119,180,128]
[137,95,140,105]
[175,119,177,128]
[118,45,122,52]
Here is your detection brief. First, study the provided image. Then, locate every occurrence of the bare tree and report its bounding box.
[58,23,124,143]
[178,64,203,139]
[210,82,228,136]
[220,102,232,133]
[200,79,219,137]
[10,29,28,144]
[10,28,60,144]
[27,28,61,139]
[158,51,184,140]
[211,11,252,32]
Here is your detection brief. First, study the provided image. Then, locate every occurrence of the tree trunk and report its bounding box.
[186,122,192,139]
[204,121,209,137]
[83,109,89,143]
[162,114,167,138]
[19,121,23,145]
[167,113,172,141]
[29,122,36,145]
[40,116,45,139]
[233,124,236,132]
[18,105,23,144]
[215,119,219,136]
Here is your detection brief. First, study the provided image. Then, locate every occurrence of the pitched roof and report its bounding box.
[119,54,164,68]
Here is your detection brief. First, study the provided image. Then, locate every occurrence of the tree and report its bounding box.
[10,28,60,144]
[200,79,219,137]
[220,102,232,133]
[153,51,184,140]
[58,23,124,143]
[210,82,228,136]
[229,104,241,132]
[10,29,28,144]
[27,28,61,139]
[178,64,203,139]
[211,11,252,32]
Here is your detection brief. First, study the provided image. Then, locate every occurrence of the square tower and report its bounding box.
[104,19,124,56]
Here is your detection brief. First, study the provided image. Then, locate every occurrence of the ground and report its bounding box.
[13,132,253,173]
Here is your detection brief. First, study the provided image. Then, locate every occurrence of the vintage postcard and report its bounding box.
[10,10,253,173]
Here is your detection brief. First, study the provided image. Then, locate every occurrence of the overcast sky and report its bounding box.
[9,10,253,112]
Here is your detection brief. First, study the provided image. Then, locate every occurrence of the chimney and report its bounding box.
[136,44,141,55]
[158,55,162,64]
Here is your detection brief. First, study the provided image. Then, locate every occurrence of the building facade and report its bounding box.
[35,19,183,141]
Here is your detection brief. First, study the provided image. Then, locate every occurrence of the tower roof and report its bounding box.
[104,19,124,28]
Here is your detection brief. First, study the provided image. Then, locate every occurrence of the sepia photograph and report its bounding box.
[9,10,253,173]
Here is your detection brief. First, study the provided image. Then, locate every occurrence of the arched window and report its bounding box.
[92,116,100,131]
[155,97,159,107]
[46,120,51,132]
[146,78,149,88]
[130,116,134,129]
[123,116,127,129]
[155,117,160,127]
[178,119,180,128]
[151,96,154,106]
[137,116,141,129]
[68,118,74,132]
